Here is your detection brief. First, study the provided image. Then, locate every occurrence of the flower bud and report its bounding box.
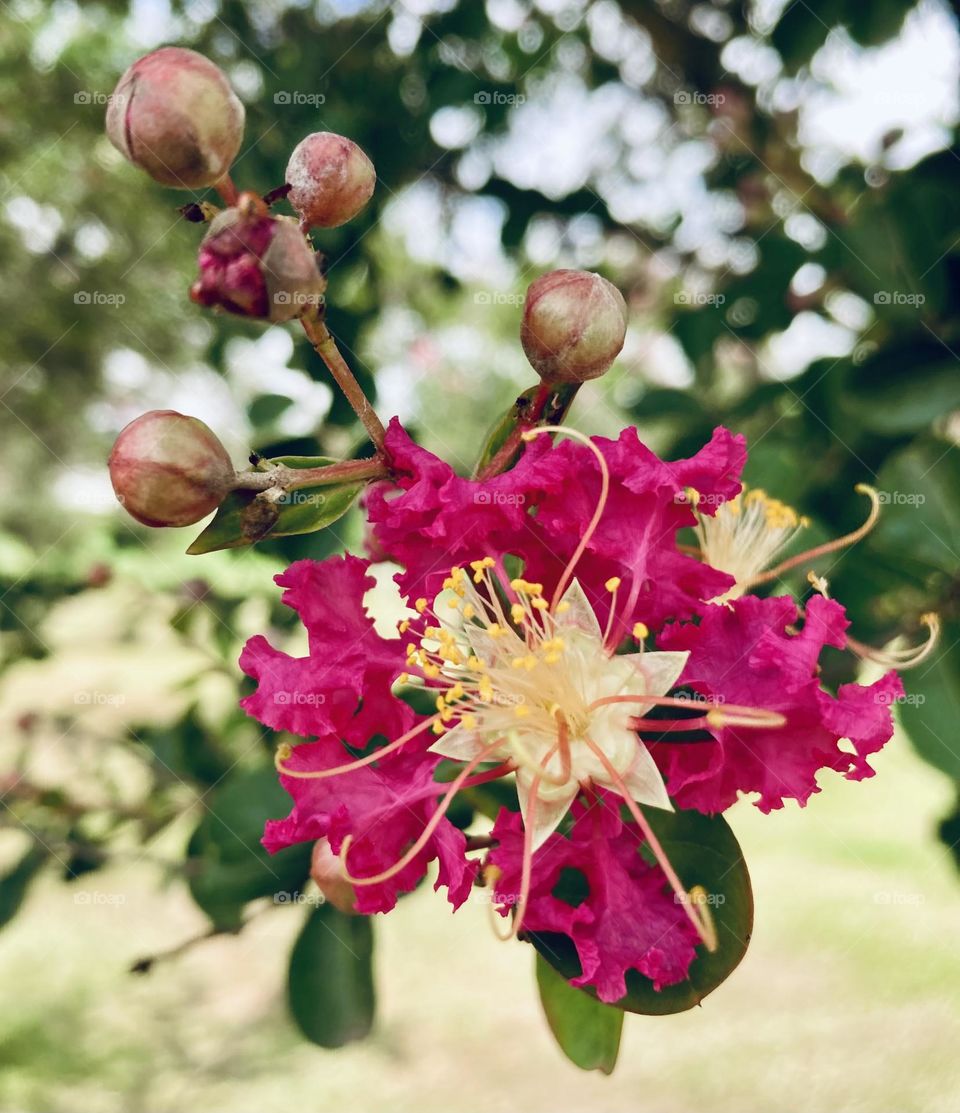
[189,194,326,322]
[109,410,234,527]
[520,269,628,383]
[106,46,244,190]
[310,839,357,915]
[285,132,376,229]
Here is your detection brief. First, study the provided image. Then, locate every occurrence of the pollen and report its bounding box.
[415,598,428,614]
[632,622,648,640]
[605,576,621,592]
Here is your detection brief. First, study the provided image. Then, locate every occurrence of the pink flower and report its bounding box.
[240,555,414,747]
[264,740,477,914]
[651,594,903,814]
[488,797,699,1002]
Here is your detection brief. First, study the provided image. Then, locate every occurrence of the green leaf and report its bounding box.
[898,621,960,782]
[532,808,753,1015]
[842,341,960,436]
[288,903,375,1048]
[0,841,48,930]
[870,438,960,576]
[187,455,364,555]
[536,953,623,1073]
[187,765,312,930]
[472,382,580,478]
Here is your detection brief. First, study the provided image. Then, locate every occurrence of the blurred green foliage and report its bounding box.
[1,0,958,1054]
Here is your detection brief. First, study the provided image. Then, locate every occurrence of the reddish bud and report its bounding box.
[189,194,326,322]
[109,410,234,528]
[106,47,244,190]
[285,132,376,229]
[520,269,628,383]
[310,839,357,914]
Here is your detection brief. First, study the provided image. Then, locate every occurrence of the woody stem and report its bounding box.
[301,317,387,452]
[230,456,388,493]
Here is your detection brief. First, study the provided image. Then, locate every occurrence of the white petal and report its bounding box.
[618,650,689,696]
[554,579,603,640]
[517,776,579,851]
[617,743,673,812]
[427,724,490,762]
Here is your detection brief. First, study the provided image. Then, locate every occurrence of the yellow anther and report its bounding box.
[415,598,428,614]
[605,576,621,592]
[556,601,571,614]
[531,597,549,611]
[431,720,447,735]
[397,672,409,686]
[545,652,561,664]
[447,596,461,609]
[447,682,465,701]
[479,677,494,702]
[510,603,526,624]
[423,663,441,679]
[462,603,476,620]
[461,714,477,730]
[632,622,649,640]
[523,656,537,671]
[487,623,504,638]
[467,655,485,670]
[398,619,410,634]
[406,643,417,657]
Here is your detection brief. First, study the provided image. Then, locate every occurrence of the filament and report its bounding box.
[340,739,509,887]
[746,484,880,588]
[583,736,716,951]
[274,713,440,781]
[521,426,610,612]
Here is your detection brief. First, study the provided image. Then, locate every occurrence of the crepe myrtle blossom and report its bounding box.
[243,421,922,999]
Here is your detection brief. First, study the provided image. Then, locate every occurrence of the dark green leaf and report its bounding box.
[187,765,312,930]
[0,841,48,930]
[536,953,623,1073]
[187,455,364,555]
[532,808,753,1015]
[288,903,375,1048]
[898,621,960,782]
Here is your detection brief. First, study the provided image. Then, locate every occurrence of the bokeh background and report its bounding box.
[1,0,959,1109]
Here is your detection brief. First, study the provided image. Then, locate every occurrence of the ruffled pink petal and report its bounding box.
[239,554,413,746]
[488,797,699,1003]
[653,594,900,813]
[263,739,477,914]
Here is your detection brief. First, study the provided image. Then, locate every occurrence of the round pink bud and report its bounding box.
[520,269,628,383]
[109,410,234,528]
[285,132,376,229]
[106,47,245,190]
[310,839,357,915]
[189,194,326,322]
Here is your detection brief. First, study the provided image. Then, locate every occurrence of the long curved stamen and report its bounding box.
[340,739,509,887]
[745,484,880,588]
[521,426,610,612]
[847,612,940,670]
[274,713,442,780]
[588,693,787,729]
[583,736,715,950]
[503,743,556,942]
